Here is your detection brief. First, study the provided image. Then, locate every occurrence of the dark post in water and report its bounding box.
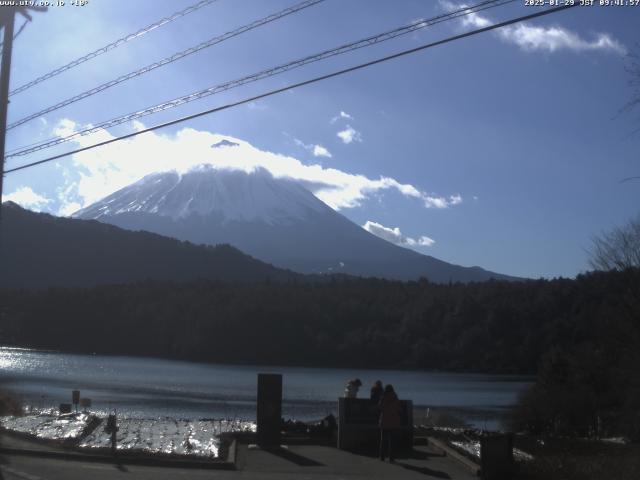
[72,390,80,413]
[256,373,282,447]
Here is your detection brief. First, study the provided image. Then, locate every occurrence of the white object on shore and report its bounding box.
[0,413,91,441]
[1,413,255,458]
[600,437,628,445]
[80,417,255,457]
[450,440,534,462]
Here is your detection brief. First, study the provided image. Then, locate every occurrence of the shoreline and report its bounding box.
[0,344,536,377]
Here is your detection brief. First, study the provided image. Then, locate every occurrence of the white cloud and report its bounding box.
[439,1,626,55]
[53,119,462,214]
[363,220,435,248]
[293,137,332,158]
[498,24,627,55]
[437,0,490,29]
[438,1,491,28]
[330,110,353,124]
[54,118,77,137]
[449,194,463,205]
[58,202,82,217]
[337,125,362,144]
[423,194,463,209]
[417,236,436,246]
[423,196,448,209]
[462,11,491,29]
[2,186,52,211]
[312,144,332,158]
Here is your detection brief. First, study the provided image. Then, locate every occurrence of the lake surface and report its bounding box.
[0,347,531,430]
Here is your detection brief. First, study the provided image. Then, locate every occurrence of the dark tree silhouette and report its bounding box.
[589,214,640,271]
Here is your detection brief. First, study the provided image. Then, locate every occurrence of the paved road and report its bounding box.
[0,455,218,480]
[0,444,477,480]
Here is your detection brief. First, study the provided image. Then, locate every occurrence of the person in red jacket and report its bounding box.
[378,384,402,462]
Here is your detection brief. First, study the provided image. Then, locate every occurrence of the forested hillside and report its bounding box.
[1,268,637,374]
[0,201,300,288]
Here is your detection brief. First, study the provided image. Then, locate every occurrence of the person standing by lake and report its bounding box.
[378,384,401,462]
[370,380,383,404]
[344,378,362,398]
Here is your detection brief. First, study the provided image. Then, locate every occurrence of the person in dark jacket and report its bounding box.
[370,380,383,404]
[378,384,402,462]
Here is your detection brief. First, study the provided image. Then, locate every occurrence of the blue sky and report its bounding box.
[2,0,639,279]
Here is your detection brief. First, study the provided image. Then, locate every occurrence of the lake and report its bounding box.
[0,346,532,430]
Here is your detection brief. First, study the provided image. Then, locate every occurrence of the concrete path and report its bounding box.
[0,454,219,480]
[0,432,478,479]
[237,443,477,479]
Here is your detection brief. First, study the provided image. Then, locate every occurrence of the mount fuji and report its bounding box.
[74,164,516,282]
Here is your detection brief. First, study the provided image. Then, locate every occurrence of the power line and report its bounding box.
[5,133,63,156]
[6,0,514,158]
[4,3,578,176]
[620,176,640,183]
[0,17,29,48]
[8,0,220,97]
[0,23,26,54]
[7,0,325,131]
[6,0,510,155]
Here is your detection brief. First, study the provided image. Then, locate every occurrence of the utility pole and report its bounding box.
[0,7,16,226]
[0,5,45,262]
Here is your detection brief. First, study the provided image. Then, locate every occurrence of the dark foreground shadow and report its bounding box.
[262,447,324,467]
[0,452,7,480]
[407,448,446,460]
[395,461,451,479]
[348,447,445,461]
[0,454,9,480]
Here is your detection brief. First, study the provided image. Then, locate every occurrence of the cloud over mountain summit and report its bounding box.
[50,119,462,216]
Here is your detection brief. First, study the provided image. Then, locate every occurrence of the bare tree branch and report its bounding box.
[589,215,640,271]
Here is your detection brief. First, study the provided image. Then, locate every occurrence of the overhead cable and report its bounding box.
[4,3,578,175]
[9,0,220,96]
[6,0,513,157]
[7,0,324,131]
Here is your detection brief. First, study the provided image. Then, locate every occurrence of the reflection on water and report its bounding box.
[0,346,43,370]
[0,346,531,429]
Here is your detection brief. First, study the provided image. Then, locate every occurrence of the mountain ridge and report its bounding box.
[75,165,521,283]
[0,201,301,289]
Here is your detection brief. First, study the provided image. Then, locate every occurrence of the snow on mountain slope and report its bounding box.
[76,165,329,225]
[75,164,518,282]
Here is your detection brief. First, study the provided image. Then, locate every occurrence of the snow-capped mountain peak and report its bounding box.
[211,139,239,149]
[74,165,329,225]
[74,164,517,283]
